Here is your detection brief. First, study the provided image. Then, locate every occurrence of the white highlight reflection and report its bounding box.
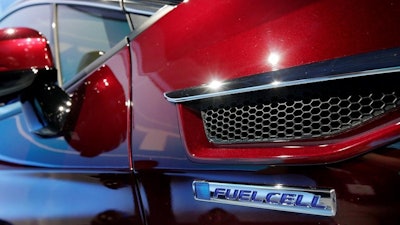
[208,80,224,90]
[268,52,281,66]
[267,52,282,71]
[5,28,15,35]
[271,80,281,86]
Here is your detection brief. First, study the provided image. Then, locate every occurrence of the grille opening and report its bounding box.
[186,72,400,144]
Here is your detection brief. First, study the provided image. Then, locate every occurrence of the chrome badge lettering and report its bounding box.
[193,181,336,217]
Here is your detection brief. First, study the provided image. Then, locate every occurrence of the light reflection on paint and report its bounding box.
[267,52,282,71]
[208,80,224,90]
[268,52,280,65]
[5,28,15,35]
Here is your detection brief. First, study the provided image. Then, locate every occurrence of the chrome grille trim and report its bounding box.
[166,66,400,103]
[164,48,400,103]
[186,72,400,144]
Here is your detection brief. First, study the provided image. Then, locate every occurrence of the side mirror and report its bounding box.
[0,27,71,136]
[0,27,55,99]
[0,27,126,157]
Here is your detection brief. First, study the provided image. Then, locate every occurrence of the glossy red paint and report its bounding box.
[1,0,398,223]
[64,47,131,158]
[0,27,53,72]
[131,0,400,164]
[135,0,400,91]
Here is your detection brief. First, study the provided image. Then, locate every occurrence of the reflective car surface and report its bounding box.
[0,0,400,224]
[0,0,168,168]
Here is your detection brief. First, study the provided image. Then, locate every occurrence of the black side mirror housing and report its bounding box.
[20,73,72,137]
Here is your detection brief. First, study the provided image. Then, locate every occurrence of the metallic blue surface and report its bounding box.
[0,113,129,168]
[0,170,138,224]
[0,102,20,120]
[194,182,210,200]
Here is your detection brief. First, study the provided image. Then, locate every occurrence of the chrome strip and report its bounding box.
[193,180,336,217]
[164,48,400,103]
[165,66,400,103]
[52,3,62,86]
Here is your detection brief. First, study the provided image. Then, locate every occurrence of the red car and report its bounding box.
[0,0,399,224]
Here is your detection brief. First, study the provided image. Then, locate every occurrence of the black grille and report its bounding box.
[189,73,400,144]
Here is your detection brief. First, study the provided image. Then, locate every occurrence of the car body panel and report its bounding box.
[137,146,400,225]
[0,0,160,168]
[130,0,400,166]
[63,45,132,160]
[129,0,400,223]
[133,0,400,91]
[0,169,141,225]
[0,0,400,224]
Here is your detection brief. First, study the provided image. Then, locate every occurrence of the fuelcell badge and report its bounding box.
[193,181,336,216]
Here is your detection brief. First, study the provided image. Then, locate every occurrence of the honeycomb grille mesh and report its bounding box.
[200,89,400,144]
